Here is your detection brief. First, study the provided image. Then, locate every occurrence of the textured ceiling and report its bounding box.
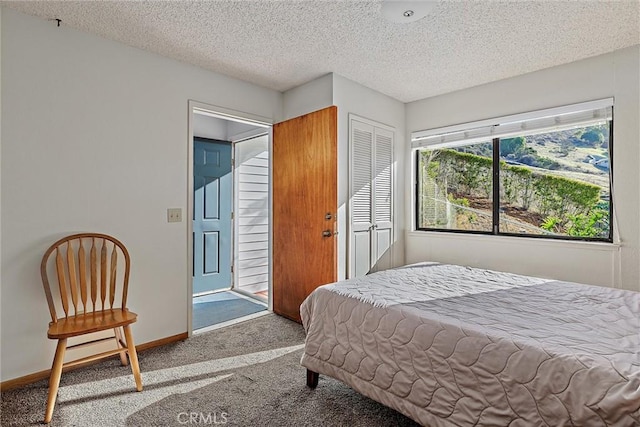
[3,1,639,102]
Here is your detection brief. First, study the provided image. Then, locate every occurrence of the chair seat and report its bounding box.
[47,309,138,339]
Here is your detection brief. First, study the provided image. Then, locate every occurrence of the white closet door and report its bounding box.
[350,120,373,277]
[372,127,393,270]
[349,116,394,278]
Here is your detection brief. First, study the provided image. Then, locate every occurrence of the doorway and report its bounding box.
[189,102,272,333]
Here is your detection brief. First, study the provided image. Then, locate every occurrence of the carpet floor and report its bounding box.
[1,314,418,427]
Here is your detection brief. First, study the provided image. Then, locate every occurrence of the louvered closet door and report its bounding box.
[372,127,393,270]
[350,121,373,277]
[349,117,394,278]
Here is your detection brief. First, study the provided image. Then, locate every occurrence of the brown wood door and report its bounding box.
[272,106,337,322]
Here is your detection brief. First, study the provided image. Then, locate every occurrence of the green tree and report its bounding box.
[567,209,609,238]
[541,216,562,233]
[581,128,604,146]
[500,137,526,156]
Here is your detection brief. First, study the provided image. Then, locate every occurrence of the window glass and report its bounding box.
[417,141,493,232]
[498,122,611,239]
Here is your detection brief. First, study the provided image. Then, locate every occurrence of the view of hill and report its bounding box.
[419,123,611,239]
[457,126,610,185]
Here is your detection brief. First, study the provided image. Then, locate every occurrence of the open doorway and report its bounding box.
[189,102,272,333]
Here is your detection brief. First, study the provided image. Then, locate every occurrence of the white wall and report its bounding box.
[405,46,640,292]
[0,9,282,381]
[282,73,333,120]
[332,75,406,279]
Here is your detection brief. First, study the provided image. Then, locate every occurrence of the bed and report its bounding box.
[300,263,640,426]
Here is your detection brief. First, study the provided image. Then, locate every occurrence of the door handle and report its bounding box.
[322,230,332,237]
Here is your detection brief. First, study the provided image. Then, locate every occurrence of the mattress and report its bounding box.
[300,263,640,426]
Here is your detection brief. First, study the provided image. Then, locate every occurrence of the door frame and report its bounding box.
[187,100,272,336]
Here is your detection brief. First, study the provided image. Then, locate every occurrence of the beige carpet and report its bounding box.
[1,314,418,426]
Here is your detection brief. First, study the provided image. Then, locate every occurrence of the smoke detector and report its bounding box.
[381,0,437,23]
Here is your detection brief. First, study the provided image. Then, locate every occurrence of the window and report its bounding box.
[418,140,494,232]
[414,99,613,242]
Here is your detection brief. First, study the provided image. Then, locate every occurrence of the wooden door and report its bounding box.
[193,138,233,294]
[272,106,337,322]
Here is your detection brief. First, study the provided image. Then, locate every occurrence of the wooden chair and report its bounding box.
[40,233,143,423]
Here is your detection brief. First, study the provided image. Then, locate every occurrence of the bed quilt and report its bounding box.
[300,263,640,426]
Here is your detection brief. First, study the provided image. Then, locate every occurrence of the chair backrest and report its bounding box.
[41,233,131,323]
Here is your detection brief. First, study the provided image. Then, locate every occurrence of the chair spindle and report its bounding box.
[55,248,69,318]
[66,242,79,314]
[78,239,88,311]
[100,239,107,310]
[109,244,117,309]
[90,238,97,312]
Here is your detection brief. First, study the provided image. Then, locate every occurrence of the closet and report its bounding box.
[349,116,394,278]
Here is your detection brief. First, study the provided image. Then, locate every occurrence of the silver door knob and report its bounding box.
[322,230,332,237]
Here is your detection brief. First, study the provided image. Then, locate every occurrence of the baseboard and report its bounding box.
[0,331,188,392]
[135,332,188,352]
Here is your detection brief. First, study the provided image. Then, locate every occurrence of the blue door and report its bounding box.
[193,138,233,294]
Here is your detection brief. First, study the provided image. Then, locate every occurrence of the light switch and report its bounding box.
[167,208,182,223]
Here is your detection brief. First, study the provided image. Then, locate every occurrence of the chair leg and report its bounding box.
[114,327,129,366]
[45,338,67,424]
[123,325,143,391]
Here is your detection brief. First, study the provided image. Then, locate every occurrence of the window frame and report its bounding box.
[413,104,614,243]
